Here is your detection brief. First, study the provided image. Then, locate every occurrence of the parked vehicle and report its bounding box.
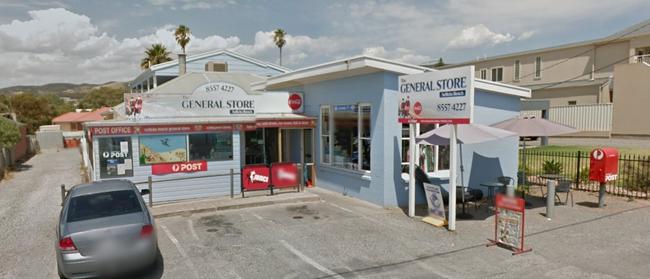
[55,180,158,278]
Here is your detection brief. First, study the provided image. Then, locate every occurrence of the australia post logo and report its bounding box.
[249,171,269,183]
[592,149,604,160]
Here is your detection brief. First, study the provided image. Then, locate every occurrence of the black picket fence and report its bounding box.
[519,150,650,199]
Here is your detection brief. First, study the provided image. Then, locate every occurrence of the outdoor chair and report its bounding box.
[555,179,574,207]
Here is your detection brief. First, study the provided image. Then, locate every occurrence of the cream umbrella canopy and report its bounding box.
[491,116,578,193]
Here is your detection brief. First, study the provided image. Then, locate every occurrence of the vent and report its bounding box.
[205,62,228,72]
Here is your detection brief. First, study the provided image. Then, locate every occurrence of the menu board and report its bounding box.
[489,194,531,255]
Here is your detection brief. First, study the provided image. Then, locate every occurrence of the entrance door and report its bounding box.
[280,128,315,185]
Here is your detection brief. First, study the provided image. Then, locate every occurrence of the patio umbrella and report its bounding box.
[417,124,517,219]
[491,116,577,199]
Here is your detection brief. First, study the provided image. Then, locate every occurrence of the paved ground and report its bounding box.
[151,188,650,279]
[2,150,650,278]
[0,149,81,279]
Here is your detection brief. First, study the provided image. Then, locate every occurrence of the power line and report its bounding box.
[513,20,650,81]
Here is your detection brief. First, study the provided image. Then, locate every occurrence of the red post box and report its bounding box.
[589,148,619,183]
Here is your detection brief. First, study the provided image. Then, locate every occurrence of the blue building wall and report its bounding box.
[155,53,286,77]
[286,72,523,208]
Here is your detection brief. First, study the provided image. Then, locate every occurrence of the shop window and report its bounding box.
[189,132,233,161]
[401,124,450,174]
[98,137,133,179]
[491,67,503,82]
[320,106,331,164]
[568,100,577,106]
[139,135,187,165]
[321,104,371,171]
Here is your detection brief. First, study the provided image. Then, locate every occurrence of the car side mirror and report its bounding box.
[140,189,151,196]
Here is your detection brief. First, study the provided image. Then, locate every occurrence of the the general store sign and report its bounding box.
[151,160,207,175]
[398,66,474,124]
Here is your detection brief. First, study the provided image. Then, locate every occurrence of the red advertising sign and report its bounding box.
[151,161,207,175]
[89,123,236,136]
[271,162,299,188]
[242,165,271,191]
[488,194,532,255]
[288,93,303,111]
[589,148,619,183]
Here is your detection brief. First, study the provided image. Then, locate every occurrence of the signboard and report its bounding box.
[151,160,207,175]
[242,164,271,191]
[589,148,619,183]
[422,183,446,226]
[288,92,303,111]
[398,66,474,124]
[89,123,236,136]
[488,194,531,255]
[270,162,299,188]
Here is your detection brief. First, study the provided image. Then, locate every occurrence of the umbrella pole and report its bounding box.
[457,143,472,219]
[408,123,416,217]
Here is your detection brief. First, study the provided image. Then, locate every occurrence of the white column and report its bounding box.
[153,75,158,88]
[408,123,416,217]
[146,78,151,91]
[448,124,458,231]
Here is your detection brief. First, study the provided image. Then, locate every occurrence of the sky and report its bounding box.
[0,0,649,88]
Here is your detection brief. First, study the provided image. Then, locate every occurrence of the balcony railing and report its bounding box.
[634,54,650,64]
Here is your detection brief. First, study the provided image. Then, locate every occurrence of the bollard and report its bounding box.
[60,184,66,205]
[147,176,153,207]
[230,168,234,198]
[598,182,606,208]
[545,179,555,219]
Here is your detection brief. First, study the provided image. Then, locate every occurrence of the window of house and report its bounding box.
[480,68,487,79]
[491,67,503,82]
[568,100,577,106]
[320,104,371,172]
[535,56,542,78]
[514,60,521,81]
[139,135,187,165]
[189,132,233,161]
[320,106,331,164]
[98,137,133,179]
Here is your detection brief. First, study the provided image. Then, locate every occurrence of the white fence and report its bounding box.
[521,103,612,132]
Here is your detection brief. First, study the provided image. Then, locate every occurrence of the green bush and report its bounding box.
[0,117,20,148]
[542,159,563,175]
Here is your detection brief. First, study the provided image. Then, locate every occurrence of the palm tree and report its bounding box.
[174,25,191,54]
[272,28,286,66]
[140,44,172,69]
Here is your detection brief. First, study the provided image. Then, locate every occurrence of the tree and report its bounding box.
[174,25,191,54]
[9,93,55,134]
[432,57,446,68]
[0,117,20,148]
[77,87,125,109]
[272,29,287,66]
[140,44,172,69]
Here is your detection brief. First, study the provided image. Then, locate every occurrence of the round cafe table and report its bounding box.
[539,174,566,219]
[479,182,505,209]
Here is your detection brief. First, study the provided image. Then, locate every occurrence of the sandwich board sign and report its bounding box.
[487,194,532,255]
[422,183,446,227]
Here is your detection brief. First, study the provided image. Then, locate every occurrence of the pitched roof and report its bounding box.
[52,107,110,123]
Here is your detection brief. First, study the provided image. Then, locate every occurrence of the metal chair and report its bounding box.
[555,179,574,207]
[497,176,514,194]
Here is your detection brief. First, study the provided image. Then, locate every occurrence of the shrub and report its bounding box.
[542,159,563,175]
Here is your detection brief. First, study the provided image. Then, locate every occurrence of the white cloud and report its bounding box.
[447,24,514,50]
[518,30,536,40]
[146,0,236,10]
[363,46,431,65]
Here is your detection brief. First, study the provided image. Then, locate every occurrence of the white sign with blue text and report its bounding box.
[398,66,474,124]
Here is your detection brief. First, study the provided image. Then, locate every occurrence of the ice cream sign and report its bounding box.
[398,66,474,124]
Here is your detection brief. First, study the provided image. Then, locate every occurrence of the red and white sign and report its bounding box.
[589,148,619,183]
[271,163,299,188]
[242,165,271,191]
[489,194,531,255]
[151,160,207,175]
[89,123,236,136]
[288,93,303,111]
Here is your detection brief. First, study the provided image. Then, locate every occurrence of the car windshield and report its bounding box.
[67,190,143,222]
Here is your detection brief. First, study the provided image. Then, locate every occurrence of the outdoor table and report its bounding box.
[479,182,505,209]
[539,174,566,219]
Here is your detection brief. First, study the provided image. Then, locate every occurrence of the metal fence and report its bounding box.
[521,103,613,132]
[520,150,650,199]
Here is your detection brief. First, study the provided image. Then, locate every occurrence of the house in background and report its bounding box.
[52,107,111,131]
[428,19,650,107]
[129,49,290,93]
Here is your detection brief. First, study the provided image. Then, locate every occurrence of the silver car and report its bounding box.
[56,180,158,278]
